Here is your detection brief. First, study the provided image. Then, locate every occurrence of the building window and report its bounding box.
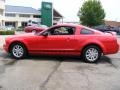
[21,22,27,27]
[5,13,16,17]
[5,22,16,28]
[19,14,30,18]
[33,15,41,18]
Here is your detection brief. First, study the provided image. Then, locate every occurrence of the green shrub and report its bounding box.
[0,30,15,35]
[0,31,6,35]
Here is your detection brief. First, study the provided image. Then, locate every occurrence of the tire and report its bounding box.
[82,45,101,63]
[10,43,27,59]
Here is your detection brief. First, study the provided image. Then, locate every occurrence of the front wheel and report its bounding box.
[82,45,102,63]
[10,43,27,59]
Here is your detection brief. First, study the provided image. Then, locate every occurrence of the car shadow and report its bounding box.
[27,55,82,62]
[2,53,114,65]
[97,56,112,64]
[26,55,113,64]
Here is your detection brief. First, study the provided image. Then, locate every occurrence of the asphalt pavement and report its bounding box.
[0,33,120,90]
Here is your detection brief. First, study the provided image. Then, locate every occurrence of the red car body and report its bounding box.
[24,25,46,33]
[3,24,119,63]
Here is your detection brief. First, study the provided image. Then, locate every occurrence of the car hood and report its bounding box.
[6,33,35,40]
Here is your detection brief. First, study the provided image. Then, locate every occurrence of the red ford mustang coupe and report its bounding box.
[3,24,119,63]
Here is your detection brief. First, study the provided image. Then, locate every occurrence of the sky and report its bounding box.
[6,0,120,22]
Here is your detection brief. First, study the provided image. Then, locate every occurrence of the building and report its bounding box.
[0,0,63,28]
[4,5,63,28]
[0,0,5,26]
[105,20,120,27]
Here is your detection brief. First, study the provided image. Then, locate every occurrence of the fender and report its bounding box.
[8,38,29,52]
[80,39,107,54]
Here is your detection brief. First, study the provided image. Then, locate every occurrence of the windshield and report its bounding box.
[35,28,48,36]
[35,25,56,35]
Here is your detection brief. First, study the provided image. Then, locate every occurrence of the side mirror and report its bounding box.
[42,32,49,37]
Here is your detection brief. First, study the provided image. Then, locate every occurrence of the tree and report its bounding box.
[78,0,105,27]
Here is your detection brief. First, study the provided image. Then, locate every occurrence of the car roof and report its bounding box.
[50,24,103,33]
[52,24,83,28]
[38,23,103,35]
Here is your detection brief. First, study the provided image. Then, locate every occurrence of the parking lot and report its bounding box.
[0,33,120,90]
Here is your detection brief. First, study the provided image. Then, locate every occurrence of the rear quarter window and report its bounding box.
[80,28,94,34]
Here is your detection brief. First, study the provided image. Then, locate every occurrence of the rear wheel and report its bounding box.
[10,43,27,59]
[82,45,101,63]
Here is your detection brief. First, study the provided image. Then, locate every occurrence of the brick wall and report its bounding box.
[105,21,120,27]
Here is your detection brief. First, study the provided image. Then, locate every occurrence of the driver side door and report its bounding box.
[35,26,77,54]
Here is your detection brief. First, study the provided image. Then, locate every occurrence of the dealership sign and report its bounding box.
[41,2,53,27]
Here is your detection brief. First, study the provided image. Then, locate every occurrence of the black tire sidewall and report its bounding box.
[82,45,101,63]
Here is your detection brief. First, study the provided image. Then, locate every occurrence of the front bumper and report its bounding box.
[3,44,9,53]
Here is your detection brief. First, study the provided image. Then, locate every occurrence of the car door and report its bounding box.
[35,26,77,54]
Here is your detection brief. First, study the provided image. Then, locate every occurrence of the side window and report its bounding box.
[80,28,94,34]
[49,26,75,35]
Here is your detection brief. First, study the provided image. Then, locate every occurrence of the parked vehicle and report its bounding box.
[0,26,15,31]
[24,25,48,33]
[3,24,119,63]
[27,20,38,26]
[92,25,120,34]
[111,26,120,34]
[92,25,111,32]
[6,26,15,30]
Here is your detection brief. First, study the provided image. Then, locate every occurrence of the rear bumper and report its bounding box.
[104,43,119,55]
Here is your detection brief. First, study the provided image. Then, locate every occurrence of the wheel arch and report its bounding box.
[81,43,103,54]
[8,41,28,53]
